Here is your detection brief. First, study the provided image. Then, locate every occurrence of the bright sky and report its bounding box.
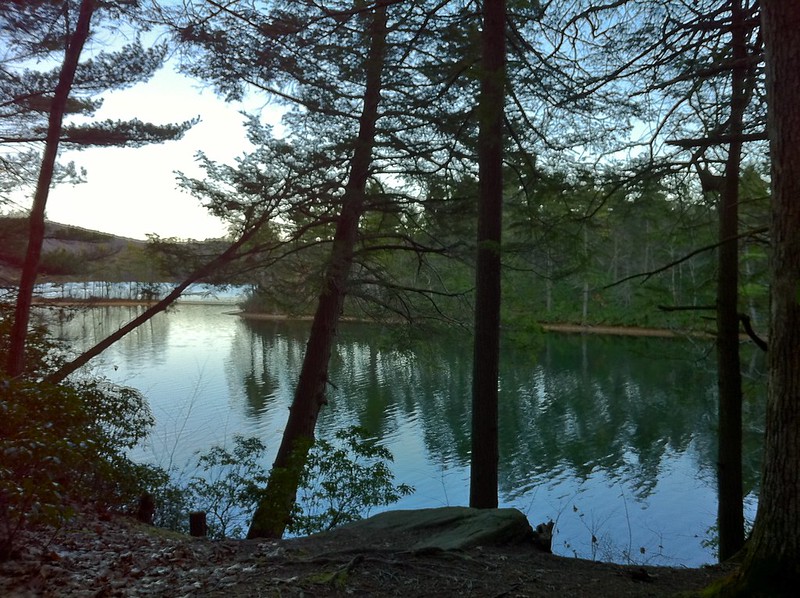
[45,65,283,241]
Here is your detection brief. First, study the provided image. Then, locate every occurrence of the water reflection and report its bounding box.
[55,305,766,567]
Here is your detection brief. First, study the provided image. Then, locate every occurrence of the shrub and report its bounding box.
[0,377,158,560]
[0,300,173,558]
[186,435,270,539]
[180,427,414,540]
[289,426,414,536]
[129,463,192,533]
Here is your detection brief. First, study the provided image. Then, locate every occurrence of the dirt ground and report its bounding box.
[0,513,732,597]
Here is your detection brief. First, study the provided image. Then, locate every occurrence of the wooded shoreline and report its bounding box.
[34,296,723,339]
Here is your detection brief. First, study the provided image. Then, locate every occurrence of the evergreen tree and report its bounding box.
[721,1,800,592]
[247,2,390,539]
[550,0,767,558]
[1,0,193,378]
[469,0,505,509]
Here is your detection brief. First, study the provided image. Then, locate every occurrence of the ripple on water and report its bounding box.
[56,305,766,568]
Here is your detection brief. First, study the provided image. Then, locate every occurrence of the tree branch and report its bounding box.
[604,226,768,289]
[666,132,768,148]
[739,313,768,351]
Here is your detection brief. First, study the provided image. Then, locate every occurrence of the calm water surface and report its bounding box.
[54,304,766,567]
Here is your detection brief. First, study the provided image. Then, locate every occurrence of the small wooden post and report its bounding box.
[189,511,207,537]
[136,493,155,525]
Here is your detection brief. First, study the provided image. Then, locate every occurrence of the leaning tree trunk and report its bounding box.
[721,1,800,594]
[5,0,95,378]
[469,0,506,509]
[44,210,274,384]
[246,3,388,539]
[715,0,748,562]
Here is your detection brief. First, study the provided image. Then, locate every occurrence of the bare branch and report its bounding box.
[605,226,768,289]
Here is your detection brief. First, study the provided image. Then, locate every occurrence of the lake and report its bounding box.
[53,303,766,567]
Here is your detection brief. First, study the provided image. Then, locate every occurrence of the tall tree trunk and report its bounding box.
[469,0,506,509]
[722,1,800,593]
[5,0,95,378]
[715,0,748,562]
[581,227,589,324]
[247,3,388,539]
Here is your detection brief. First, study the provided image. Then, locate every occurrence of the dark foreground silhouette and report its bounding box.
[0,508,731,596]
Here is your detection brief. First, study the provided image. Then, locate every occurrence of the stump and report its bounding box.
[136,493,155,525]
[190,511,207,537]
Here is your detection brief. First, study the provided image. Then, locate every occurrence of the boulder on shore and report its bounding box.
[306,506,536,552]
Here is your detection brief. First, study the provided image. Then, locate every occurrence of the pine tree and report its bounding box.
[1,0,193,378]
[726,2,800,593]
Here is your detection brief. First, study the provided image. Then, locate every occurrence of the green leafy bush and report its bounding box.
[131,463,192,533]
[186,435,270,539]
[1,381,82,560]
[0,377,156,560]
[289,426,414,535]
[179,427,413,540]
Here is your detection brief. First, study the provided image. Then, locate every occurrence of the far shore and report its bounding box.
[234,311,709,337]
[31,297,727,339]
[31,297,237,308]
[539,322,713,338]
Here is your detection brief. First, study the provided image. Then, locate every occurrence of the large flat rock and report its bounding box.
[304,507,535,552]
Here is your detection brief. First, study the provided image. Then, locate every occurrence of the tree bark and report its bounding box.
[247,3,388,539]
[723,1,800,593]
[469,0,505,509]
[715,0,748,562]
[5,0,95,378]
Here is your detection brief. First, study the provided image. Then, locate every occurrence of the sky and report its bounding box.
[43,66,283,241]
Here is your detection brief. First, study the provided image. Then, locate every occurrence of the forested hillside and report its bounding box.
[0,216,232,287]
[235,164,771,332]
[0,216,146,280]
[0,163,772,335]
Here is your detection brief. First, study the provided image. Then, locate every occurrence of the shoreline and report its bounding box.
[31,297,239,307]
[539,322,711,338]
[31,298,720,339]
[235,312,708,337]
